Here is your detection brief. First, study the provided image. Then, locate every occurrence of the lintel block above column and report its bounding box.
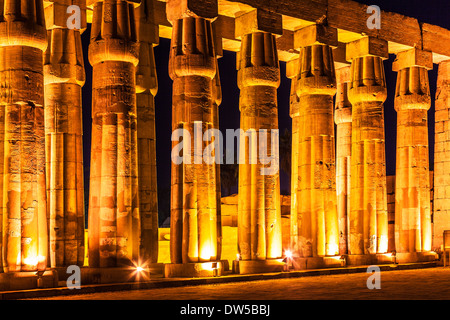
[294,24,338,49]
[235,8,283,39]
[392,47,433,71]
[166,0,218,23]
[346,36,389,61]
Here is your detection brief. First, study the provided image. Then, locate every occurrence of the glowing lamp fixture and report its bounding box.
[285,250,292,259]
[136,266,144,272]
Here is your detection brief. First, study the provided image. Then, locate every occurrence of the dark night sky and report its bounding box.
[81,0,450,225]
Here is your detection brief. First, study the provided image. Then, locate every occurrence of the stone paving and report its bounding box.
[33,267,450,300]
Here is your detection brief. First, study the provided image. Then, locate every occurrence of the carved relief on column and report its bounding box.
[44,0,87,268]
[0,0,48,272]
[168,14,219,264]
[88,0,140,267]
[135,0,159,264]
[334,66,352,255]
[393,49,433,253]
[347,37,389,255]
[237,30,282,261]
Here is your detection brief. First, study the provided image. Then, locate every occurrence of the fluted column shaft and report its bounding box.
[169,17,220,264]
[348,55,388,255]
[395,66,432,253]
[44,1,86,268]
[88,0,140,267]
[0,0,48,272]
[237,31,282,261]
[135,0,158,264]
[335,66,352,255]
[294,44,338,257]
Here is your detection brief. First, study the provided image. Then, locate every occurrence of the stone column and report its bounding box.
[393,48,433,255]
[135,0,159,264]
[0,0,48,272]
[292,24,339,258]
[434,60,450,251]
[167,0,221,268]
[347,37,389,255]
[236,9,283,268]
[286,59,300,256]
[335,65,352,255]
[212,63,223,261]
[44,0,86,268]
[88,0,140,268]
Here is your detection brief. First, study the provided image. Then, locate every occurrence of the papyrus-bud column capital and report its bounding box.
[0,0,48,272]
[44,0,87,268]
[88,0,141,268]
[347,36,389,255]
[167,0,221,266]
[291,24,339,257]
[236,8,283,264]
[393,48,433,254]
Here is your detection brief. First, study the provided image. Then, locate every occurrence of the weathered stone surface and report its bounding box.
[88,0,140,268]
[237,31,282,261]
[0,0,48,273]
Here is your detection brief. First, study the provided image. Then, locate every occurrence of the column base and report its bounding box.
[346,253,395,266]
[0,270,58,291]
[291,256,344,270]
[164,261,226,278]
[235,259,284,274]
[395,252,438,264]
[54,264,164,286]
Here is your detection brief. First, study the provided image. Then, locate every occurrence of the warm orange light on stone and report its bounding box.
[0,0,49,272]
[168,8,221,264]
[394,49,433,253]
[44,0,86,268]
[347,37,389,255]
[88,0,141,267]
[237,31,282,261]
